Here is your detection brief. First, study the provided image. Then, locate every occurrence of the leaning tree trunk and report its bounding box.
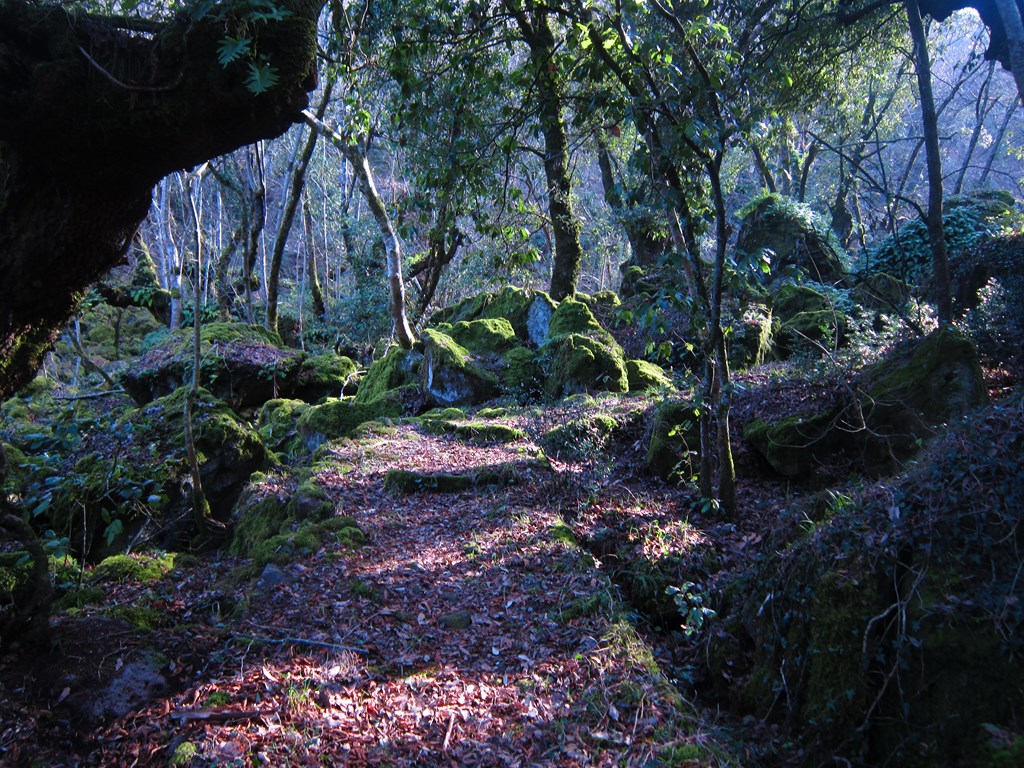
[0,0,325,401]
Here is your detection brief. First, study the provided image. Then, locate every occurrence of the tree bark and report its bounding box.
[267,85,332,332]
[0,0,324,400]
[906,0,953,325]
[993,0,1024,105]
[507,1,584,301]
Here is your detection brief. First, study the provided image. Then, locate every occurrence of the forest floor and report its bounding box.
[0,393,797,767]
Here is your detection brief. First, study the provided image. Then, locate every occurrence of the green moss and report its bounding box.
[423,419,526,443]
[549,519,579,548]
[743,411,836,478]
[542,334,629,399]
[865,328,987,424]
[430,287,556,345]
[230,495,290,558]
[547,297,615,345]
[293,353,358,398]
[447,318,519,355]
[421,407,467,421]
[558,591,609,622]
[104,603,168,632]
[257,398,309,457]
[500,347,541,399]
[626,359,673,391]
[56,584,106,610]
[297,397,405,449]
[476,407,511,419]
[354,346,421,405]
[92,552,175,583]
[541,414,618,460]
[169,740,199,767]
[203,691,232,707]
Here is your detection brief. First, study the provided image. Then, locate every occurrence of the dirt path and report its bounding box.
[2,418,731,766]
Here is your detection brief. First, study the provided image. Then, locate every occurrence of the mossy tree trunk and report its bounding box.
[0,0,325,401]
[507,1,584,302]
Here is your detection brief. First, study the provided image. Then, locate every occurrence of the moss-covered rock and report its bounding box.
[745,329,988,478]
[257,398,309,458]
[446,318,520,356]
[420,329,500,408]
[727,303,774,369]
[422,419,526,443]
[291,353,359,402]
[646,400,701,480]
[121,386,271,545]
[626,359,673,392]
[296,397,406,450]
[92,552,176,583]
[230,480,362,568]
[743,411,837,478]
[500,347,542,400]
[541,298,629,399]
[353,346,422,406]
[120,322,301,408]
[736,193,849,286]
[541,414,618,461]
[771,282,851,358]
[384,461,544,493]
[430,287,556,347]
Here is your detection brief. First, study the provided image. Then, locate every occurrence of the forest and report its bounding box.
[0,0,1023,764]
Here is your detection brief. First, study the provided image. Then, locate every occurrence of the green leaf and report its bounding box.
[246,61,280,94]
[104,519,124,548]
[218,36,252,67]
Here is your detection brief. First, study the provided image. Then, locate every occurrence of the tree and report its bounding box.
[0,0,325,401]
[504,0,586,301]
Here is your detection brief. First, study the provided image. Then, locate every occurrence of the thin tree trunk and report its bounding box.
[979,100,1016,186]
[907,0,953,325]
[302,191,326,319]
[954,62,998,194]
[266,85,332,332]
[301,111,416,348]
[183,171,215,531]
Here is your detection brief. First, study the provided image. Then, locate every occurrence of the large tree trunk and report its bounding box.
[508,1,584,301]
[0,0,324,400]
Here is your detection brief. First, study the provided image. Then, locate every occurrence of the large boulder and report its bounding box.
[117,386,271,550]
[770,282,852,358]
[419,328,500,408]
[540,297,629,399]
[735,194,849,286]
[863,191,1020,291]
[296,345,423,449]
[120,322,356,408]
[745,329,988,478]
[645,399,701,480]
[429,287,556,347]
